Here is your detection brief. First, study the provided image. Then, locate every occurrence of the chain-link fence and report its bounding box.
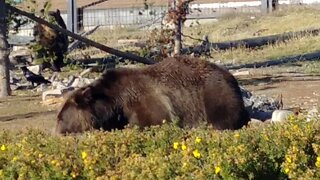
[10,0,320,41]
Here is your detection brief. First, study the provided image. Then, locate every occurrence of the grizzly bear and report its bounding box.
[33,9,68,72]
[55,56,250,134]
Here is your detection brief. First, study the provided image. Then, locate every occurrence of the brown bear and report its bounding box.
[33,9,68,72]
[55,56,250,134]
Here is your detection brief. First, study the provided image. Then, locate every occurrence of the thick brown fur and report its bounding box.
[55,56,250,134]
[33,9,68,72]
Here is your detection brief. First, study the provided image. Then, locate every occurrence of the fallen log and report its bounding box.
[226,50,320,70]
[184,28,320,54]
[6,4,156,65]
[67,25,100,52]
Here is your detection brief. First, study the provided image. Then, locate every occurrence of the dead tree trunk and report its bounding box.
[173,0,182,55]
[0,1,11,97]
[174,16,182,55]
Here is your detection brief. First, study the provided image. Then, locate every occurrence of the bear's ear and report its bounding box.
[56,9,60,15]
[74,86,93,106]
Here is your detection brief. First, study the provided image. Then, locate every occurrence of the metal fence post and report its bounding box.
[261,0,269,14]
[268,0,273,13]
[67,0,78,33]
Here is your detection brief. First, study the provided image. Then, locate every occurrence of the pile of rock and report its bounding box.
[240,87,320,123]
[41,73,96,106]
[241,87,282,121]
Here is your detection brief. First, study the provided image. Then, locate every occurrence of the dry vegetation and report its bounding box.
[2,6,320,132]
[0,5,320,179]
[69,6,320,74]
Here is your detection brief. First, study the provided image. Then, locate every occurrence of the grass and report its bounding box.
[2,6,320,133]
[182,6,320,73]
[66,6,320,76]
[183,6,320,43]
[210,35,320,65]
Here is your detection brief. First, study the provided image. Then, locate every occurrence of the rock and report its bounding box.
[80,68,93,77]
[240,87,282,121]
[252,111,273,121]
[271,110,294,123]
[306,107,319,122]
[26,65,41,75]
[51,81,68,89]
[62,78,69,84]
[71,78,80,88]
[36,84,49,92]
[10,84,19,91]
[250,118,263,124]
[66,75,76,87]
[83,78,94,85]
[10,70,21,84]
[240,86,252,99]
[71,77,87,88]
[50,72,59,82]
[42,96,65,107]
[9,47,33,65]
[233,70,250,76]
[42,87,74,102]
[264,119,272,124]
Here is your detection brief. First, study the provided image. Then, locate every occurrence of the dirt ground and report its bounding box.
[239,72,320,111]
[0,70,319,133]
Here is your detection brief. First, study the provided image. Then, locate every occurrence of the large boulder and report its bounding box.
[271,110,295,123]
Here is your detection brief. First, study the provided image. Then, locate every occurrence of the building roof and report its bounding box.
[16,0,256,12]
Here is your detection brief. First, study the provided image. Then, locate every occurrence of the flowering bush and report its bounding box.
[0,116,320,179]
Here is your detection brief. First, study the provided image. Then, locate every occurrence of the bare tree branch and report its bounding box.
[6,4,156,65]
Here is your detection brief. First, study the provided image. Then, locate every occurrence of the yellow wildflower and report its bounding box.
[181,144,187,151]
[182,162,187,168]
[284,168,290,174]
[192,149,201,159]
[316,156,320,168]
[71,172,76,178]
[286,157,292,163]
[111,176,118,180]
[195,137,202,143]
[215,166,221,174]
[51,160,57,165]
[173,142,179,150]
[38,153,43,158]
[12,156,18,162]
[234,133,240,138]
[81,151,88,159]
[0,145,6,151]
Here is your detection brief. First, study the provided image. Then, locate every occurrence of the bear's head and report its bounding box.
[48,9,67,29]
[55,85,128,135]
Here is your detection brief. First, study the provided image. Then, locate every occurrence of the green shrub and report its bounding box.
[0,116,320,179]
